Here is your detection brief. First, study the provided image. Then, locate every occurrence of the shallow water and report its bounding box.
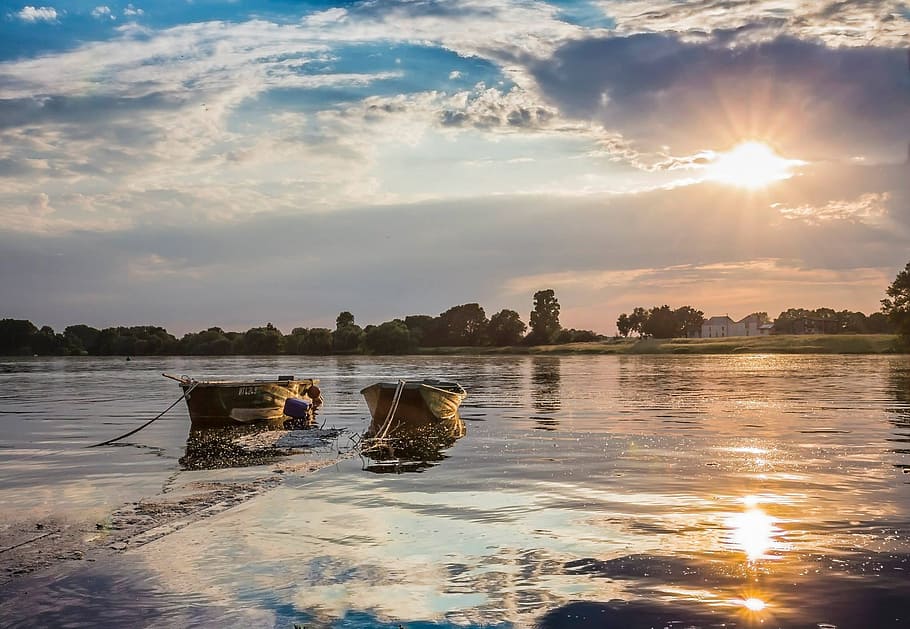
[1,354,910,628]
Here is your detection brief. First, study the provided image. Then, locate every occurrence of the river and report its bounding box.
[1,354,909,628]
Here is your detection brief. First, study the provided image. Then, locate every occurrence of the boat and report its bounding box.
[164,373,322,428]
[360,379,467,473]
[360,379,466,426]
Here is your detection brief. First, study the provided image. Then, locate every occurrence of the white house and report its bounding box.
[701,314,771,338]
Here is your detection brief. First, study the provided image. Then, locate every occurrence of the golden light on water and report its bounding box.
[707,141,804,189]
[725,497,784,561]
[743,597,767,611]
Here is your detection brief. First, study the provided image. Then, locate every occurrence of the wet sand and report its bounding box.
[0,428,351,588]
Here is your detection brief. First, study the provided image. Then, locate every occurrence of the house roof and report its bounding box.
[704,316,735,325]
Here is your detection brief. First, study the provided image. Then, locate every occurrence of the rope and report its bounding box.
[360,380,406,455]
[87,380,199,448]
[0,530,56,555]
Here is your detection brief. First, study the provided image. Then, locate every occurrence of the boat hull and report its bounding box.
[360,380,466,428]
[179,378,320,428]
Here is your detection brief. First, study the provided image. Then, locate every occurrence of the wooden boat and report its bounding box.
[360,379,466,426]
[165,374,322,428]
[360,379,467,472]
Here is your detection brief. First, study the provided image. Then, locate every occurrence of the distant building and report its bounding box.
[701,314,771,338]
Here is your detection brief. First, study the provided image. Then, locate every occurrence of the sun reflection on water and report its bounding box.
[725,495,786,561]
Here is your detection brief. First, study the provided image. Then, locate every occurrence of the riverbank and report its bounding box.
[419,334,904,355]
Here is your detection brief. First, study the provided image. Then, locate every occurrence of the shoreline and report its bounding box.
[417,334,904,355]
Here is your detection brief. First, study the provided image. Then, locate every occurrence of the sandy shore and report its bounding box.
[0,428,351,587]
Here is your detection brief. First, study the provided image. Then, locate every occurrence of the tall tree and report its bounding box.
[674,306,705,338]
[616,313,632,338]
[628,307,649,337]
[527,289,561,345]
[488,309,526,346]
[335,311,355,328]
[882,262,910,343]
[438,303,488,346]
[642,305,679,339]
[333,311,363,352]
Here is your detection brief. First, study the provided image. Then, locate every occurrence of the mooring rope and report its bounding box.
[87,380,198,448]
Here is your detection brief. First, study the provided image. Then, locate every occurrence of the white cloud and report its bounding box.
[16,6,57,22]
[595,0,909,47]
[91,6,113,20]
[774,192,891,225]
[448,70,462,80]
[122,4,143,17]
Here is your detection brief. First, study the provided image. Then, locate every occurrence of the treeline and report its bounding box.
[615,305,895,338]
[0,289,603,356]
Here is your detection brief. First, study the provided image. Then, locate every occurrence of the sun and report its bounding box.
[707,141,804,189]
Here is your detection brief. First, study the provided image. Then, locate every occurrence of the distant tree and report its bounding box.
[642,305,680,339]
[364,319,414,354]
[333,311,364,353]
[555,328,600,343]
[404,315,440,347]
[487,309,526,346]
[674,306,705,338]
[64,324,101,354]
[527,289,561,345]
[0,319,39,355]
[840,310,868,334]
[299,328,333,355]
[335,311,355,328]
[438,303,488,346]
[616,313,632,338]
[628,307,648,338]
[772,308,814,334]
[882,262,910,343]
[867,312,893,333]
[241,323,284,355]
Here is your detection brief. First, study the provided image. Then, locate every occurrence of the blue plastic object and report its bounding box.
[283,397,312,419]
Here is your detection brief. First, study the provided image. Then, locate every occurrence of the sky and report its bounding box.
[0,0,908,336]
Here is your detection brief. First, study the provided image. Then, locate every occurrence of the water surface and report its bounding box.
[1,354,909,628]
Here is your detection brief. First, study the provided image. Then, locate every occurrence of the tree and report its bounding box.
[527,289,561,345]
[299,328,333,355]
[641,305,680,339]
[241,323,284,354]
[0,319,39,354]
[628,307,649,338]
[64,324,101,354]
[364,320,414,354]
[674,306,705,338]
[333,311,364,353]
[616,313,632,338]
[404,315,440,347]
[438,303,488,346]
[335,311,355,328]
[488,309,526,346]
[882,262,910,342]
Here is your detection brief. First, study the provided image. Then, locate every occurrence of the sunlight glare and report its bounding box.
[708,141,804,189]
[726,506,781,561]
[743,597,766,611]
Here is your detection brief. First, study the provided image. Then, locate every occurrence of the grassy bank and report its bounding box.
[417,334,905,355]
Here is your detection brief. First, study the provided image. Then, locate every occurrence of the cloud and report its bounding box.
[530,34,910,162]
[2,158,904,333]
[774,192,891,225]
[91,6,113,20]
[122,4,143,17]
[595,0,909,47]
[15,6,57,22]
